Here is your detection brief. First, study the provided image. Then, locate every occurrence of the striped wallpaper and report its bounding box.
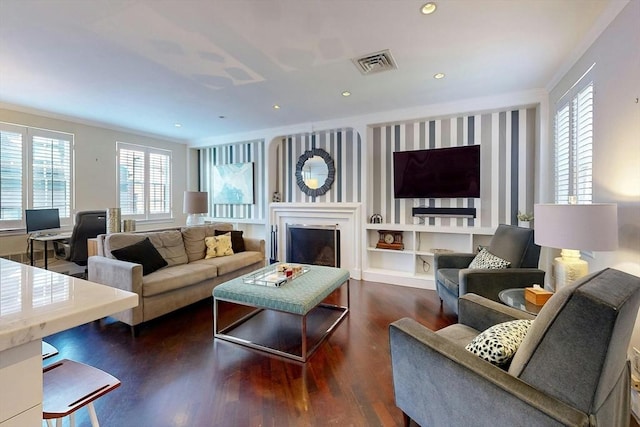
[276,128,362,203]
[198,139,266,220]
[369,107,537,228]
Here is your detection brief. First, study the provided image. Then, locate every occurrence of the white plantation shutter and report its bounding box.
[0,123,73,231]
[118,147,145,216]
[573,83,593,203]
[554,104,571,203]
[0,126,24,227]
[31,134,72,218]
[554,73,593,204]
[117,142,171,220]
[149,152,171,216]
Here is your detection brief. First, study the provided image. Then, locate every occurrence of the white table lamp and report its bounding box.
[534,203,618,290]
[184,191,208,226]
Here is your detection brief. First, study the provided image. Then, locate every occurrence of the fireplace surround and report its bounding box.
[286,224,340,267]
[269,203,361,279]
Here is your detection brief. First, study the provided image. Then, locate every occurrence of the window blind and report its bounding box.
[554,80,593,204]
[0,123,73,231]
[0,128,23,224]
[117,142,172,220]
[32,135,71,217]
[118,147,146,216]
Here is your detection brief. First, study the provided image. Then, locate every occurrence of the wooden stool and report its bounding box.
[43,359,120,427]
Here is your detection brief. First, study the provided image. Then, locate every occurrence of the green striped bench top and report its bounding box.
[213,264,350,315]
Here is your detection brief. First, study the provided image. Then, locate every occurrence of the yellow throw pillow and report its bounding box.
[205,234,234,259]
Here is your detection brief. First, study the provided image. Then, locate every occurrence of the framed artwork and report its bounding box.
[212,162,254,204]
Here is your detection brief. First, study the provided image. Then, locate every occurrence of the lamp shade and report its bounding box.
[534,203,618,251]
[183,191,208,214]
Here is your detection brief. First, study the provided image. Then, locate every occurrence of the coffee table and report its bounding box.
[213,264,350,362]
[498,288,544,315]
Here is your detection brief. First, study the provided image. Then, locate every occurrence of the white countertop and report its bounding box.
[0,258,138,352]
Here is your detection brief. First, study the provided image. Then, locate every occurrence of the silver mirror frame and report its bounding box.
[295,148,335,197]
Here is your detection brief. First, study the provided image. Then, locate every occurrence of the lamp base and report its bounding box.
[186,214,205,227]
[552,249,588,291]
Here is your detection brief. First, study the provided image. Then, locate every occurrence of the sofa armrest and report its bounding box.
[458,293,535,332]
[459,268,546,302]
[87,255,143,295]
[434,253,476,270]
[389,318,588,427]
[244,238,265,257]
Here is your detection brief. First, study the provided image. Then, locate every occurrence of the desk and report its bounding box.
[0,258,138,426]
[29,232,72,270]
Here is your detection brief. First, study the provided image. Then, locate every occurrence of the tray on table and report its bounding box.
[242,265,309,287]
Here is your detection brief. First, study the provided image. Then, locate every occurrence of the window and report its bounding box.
[554,68,594,204]
[0,123,73,231]
[117,142,171,220]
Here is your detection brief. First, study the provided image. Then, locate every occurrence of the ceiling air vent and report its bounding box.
[352,49,398,75]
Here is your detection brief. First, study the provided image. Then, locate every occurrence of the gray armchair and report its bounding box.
[435,224,544,314]
[390,268,640,426]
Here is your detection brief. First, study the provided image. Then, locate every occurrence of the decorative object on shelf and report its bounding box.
[534,203,618,291]
[370,213,383,224]
[295,148,335,197]
[122,219,136,232]
[106,208,121,234]
[184,191,209,226]
[376,230,404,250]
[517,210,534,228]
[272,191,281,202]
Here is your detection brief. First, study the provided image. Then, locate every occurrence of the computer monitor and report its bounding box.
[25,208,61,234]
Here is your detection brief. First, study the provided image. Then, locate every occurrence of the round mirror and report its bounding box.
[295,148,335,197]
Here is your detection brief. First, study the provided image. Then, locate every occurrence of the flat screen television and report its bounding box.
[393,145,480,198]
[25,208,61,233]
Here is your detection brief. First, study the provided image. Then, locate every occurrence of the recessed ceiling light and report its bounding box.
[273,104,281,110]
[421,2,437,15]
[174,123,182,128]
[434,73,445,79]
[218,115,225,119]
[342,91,351,97]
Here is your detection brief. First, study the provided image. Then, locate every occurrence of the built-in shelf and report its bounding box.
[362,224,496,289]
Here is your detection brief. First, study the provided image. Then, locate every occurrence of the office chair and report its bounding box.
[54,210,107,269]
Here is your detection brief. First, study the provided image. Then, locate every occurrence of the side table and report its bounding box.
[498,288,546,315]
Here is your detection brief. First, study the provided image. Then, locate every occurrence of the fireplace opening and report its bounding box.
[286,224,340,267]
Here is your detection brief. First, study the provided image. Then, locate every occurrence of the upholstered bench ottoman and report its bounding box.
[213,264,350,362]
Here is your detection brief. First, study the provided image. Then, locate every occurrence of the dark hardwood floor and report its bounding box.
[43,279,637,427]
[44,280,455,427]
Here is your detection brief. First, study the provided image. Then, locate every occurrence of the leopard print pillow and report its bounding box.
[468,248,510,269]
[465,319,533,365]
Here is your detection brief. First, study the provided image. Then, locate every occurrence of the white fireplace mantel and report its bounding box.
[269,203,362,279]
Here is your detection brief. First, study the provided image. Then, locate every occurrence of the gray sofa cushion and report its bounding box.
[103,230,188,267]
[142,262,218,297]
[146,230,188,266]
[182,223,234,262]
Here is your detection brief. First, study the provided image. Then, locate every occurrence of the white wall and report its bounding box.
[546,0,640,350]
[0,108,189,256]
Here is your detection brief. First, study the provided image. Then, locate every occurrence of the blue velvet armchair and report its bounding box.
[390,268,640,426]
[435,224,545,314]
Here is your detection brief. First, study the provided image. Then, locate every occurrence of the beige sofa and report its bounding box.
[88,223,265,335]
